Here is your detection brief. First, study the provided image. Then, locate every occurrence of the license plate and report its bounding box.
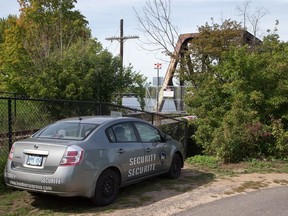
[27,155,43,166]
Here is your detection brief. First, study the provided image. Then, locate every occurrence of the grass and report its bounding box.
[0,190,34,215]
[1,156,288,215]
[0,167,215,216]
[244,159,288,173]
[186,155,288,175]
[224,181,269,195]
[186,155,288,197]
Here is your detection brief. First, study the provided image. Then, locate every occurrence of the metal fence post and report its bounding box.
[8,98,13,150]
[99,103,102,115]
[184,121,188,158]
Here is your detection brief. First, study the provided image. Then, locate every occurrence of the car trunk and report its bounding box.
[11,138,78,174]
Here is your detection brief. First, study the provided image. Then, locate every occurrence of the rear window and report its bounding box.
[36,122,98,140]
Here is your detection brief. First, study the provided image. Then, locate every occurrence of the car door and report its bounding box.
[106,122,146,183]
[133,121,167,175]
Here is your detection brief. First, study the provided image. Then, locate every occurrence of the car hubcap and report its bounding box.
[102,177,114,197]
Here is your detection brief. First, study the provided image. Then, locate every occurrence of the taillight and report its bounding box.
[8,145,15,160]
[60,146,84,166]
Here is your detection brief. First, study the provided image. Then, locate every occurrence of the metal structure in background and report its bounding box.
[0,96,189,162]
[158,30,260,113]
[158,33,199,113]
[145,85,186,113]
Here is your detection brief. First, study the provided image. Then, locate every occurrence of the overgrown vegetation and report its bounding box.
[183,21,288,162]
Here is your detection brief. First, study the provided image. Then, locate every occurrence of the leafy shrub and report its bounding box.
[185,33,288,162]
[271,119,288,157]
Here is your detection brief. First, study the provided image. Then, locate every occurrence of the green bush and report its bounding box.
[272,119,288,157]
[185,35,288,162]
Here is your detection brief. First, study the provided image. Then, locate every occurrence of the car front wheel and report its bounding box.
[91,169,119,206]
[167,153,182,179]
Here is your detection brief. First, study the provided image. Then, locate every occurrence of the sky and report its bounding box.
[1,0,287,83]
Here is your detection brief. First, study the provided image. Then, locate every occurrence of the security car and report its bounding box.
[4,116,184,206]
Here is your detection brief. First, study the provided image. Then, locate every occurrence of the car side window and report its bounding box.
[106,128,116,142]
[106,122,137,143]
[134,122,161,142]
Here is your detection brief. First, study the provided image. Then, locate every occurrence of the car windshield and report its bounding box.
[36,122,99,140]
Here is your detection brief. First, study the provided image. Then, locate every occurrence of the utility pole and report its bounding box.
[106,19,139,67]
[154,63,162,113]
[106,19,139,106]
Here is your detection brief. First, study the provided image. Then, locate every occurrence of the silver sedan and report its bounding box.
[4,116,184,206]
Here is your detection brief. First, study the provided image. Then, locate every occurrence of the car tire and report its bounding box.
[91,169,119,206]
[167,153,182,179]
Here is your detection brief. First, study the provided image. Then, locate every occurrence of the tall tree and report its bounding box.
[134,0,179,57]
[1,0,91,93]
[0,0,147,103]
[17,0,90,66]
[236,0,269,38]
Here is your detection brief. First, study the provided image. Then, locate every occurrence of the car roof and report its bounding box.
[57,116,137,125]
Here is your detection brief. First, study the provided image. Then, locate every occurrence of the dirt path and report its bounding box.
[96,167,288,216]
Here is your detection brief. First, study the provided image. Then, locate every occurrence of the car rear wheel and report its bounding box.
[91,169,119,206]
[167,153,182,179]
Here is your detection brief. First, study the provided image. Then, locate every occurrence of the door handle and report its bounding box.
[117,149,125,154]
[146,148,151,153]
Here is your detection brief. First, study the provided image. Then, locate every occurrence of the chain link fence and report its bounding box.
[1,95,190,189]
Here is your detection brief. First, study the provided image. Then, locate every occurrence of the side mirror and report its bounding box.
[164,134,172,141]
